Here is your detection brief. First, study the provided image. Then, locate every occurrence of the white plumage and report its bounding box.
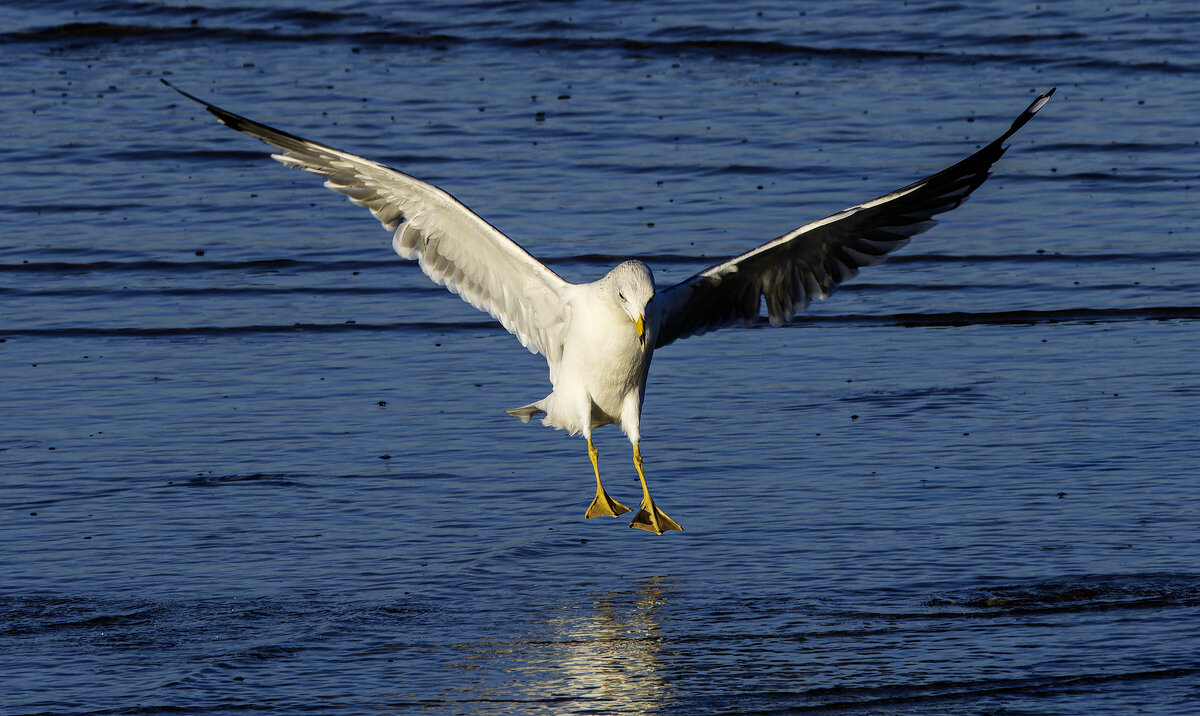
[165,80,1053,534]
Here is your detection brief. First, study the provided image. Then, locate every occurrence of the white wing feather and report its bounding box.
[166,81,569,360]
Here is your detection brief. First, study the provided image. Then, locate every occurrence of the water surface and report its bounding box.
[3,1,1199,713]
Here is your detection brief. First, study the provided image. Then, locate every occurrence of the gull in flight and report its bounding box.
[164,79,1053,534]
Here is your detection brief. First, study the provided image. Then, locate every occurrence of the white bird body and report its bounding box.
[164,79,1053,534]
[515,261,657,443]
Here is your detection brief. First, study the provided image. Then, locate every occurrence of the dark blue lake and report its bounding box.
[2,1,1199,713]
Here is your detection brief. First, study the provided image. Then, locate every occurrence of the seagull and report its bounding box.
[164,79,1053,534]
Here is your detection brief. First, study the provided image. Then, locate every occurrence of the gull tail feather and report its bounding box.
[505,401,546,423]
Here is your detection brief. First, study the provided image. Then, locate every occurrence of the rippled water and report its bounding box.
[3,1,1200,714]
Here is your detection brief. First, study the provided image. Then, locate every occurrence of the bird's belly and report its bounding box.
[553,325,647,428]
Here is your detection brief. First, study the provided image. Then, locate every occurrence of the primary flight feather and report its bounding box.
[164,79,1053,534]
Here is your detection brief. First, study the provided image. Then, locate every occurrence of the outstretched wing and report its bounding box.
[650,89,1054,349]
[164,80,570,360]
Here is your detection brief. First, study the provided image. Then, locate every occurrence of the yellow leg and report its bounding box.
[584,436,631,519]
[629,444,683,534]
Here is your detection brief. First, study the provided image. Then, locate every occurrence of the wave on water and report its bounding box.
[3,249,1193,274]
[719,666,1200,714]
[6,10,1200,76]
[5,248,1197,339]
[0,257,377,274]
[798,305,1200,327]
[0,253,716,274]
[181,471,309,487]
[5,571,1197,712]
[927,572,1200,615]
[0,320,467,339]
[3,305,1198,341]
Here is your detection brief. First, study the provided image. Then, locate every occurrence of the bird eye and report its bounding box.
[619,291,626,301]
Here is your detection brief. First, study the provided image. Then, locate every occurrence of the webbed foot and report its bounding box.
[585,488,631,519]
[630,500,683,535]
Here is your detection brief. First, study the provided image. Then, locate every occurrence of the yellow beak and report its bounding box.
[634,315,645,343]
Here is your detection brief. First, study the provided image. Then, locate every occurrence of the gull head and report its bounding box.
[604,260,656,345]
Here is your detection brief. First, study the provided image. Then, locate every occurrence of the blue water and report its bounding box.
[3,1,1200,713]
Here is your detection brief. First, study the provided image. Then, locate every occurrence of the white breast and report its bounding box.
[540,283,651,435]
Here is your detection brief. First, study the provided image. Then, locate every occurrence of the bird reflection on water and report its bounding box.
[556,577,674,709]
[458,577,677,712]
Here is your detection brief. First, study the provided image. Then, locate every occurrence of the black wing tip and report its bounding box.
[1002,87,1056,140]
[161,77,240,127]
[160,77,318,149]
[161,78,214,114]
[1023,87,1056,121]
